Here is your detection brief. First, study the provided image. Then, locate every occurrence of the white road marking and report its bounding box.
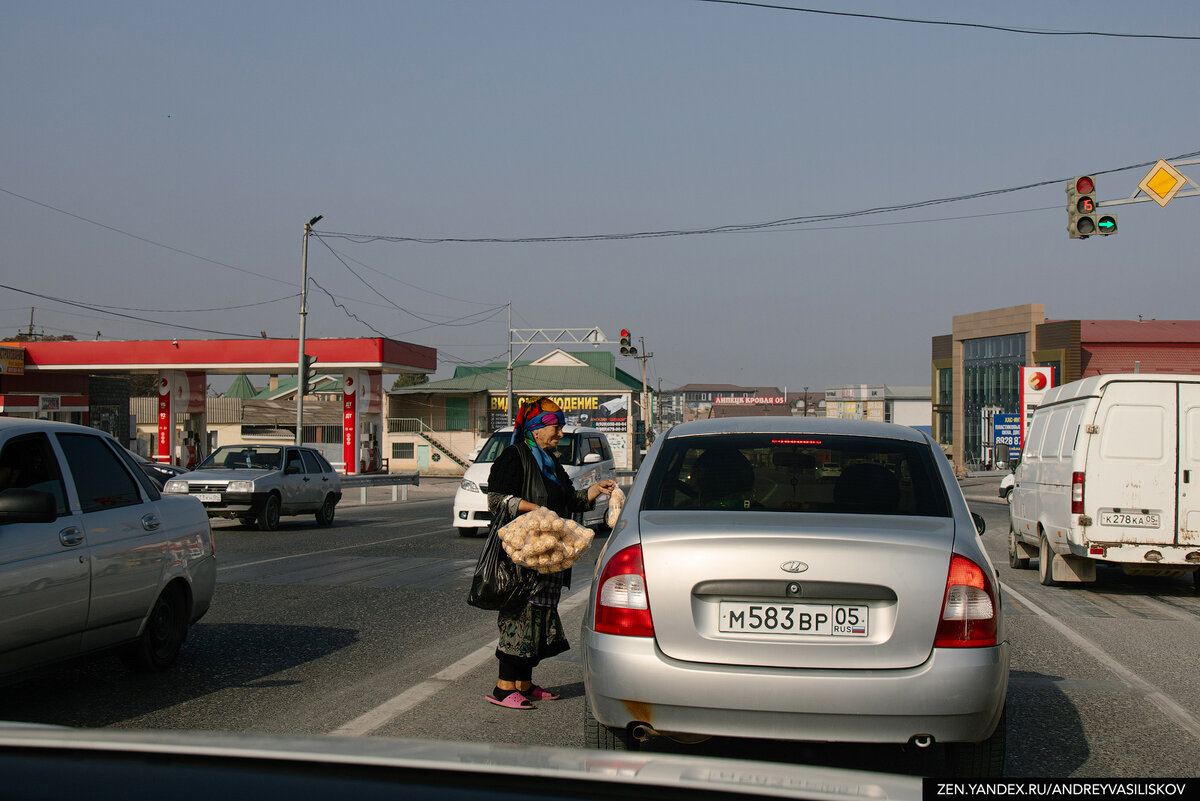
[221,520,448,571]
[1002,582,1200,742]
[329,587,593,737]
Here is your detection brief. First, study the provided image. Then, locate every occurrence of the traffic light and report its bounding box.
[1095,212,1117,235]
[300,353,319,395]
[619,329,637,357]
[1067,175,1097,239]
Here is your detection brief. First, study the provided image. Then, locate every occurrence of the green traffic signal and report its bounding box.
[1097,215,1117,234]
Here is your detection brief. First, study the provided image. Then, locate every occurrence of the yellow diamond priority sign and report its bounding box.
[1138,159,1187,207]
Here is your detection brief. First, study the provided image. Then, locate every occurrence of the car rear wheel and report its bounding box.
[1038,533,1056,586]
[584,698,639,751]
[119,583,189,673]
[944,708,1006,778]
[315,494,336,526]
[257,494,281,531]
[1004,488,1013,504]
[1008,529,1029,570]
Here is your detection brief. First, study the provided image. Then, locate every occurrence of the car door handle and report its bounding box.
[141,513,161,532]
[59,527,84,547]
[302,477,311,482]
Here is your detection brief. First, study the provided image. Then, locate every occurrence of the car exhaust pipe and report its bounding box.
[630,723,660,742]
[909,734,935,749]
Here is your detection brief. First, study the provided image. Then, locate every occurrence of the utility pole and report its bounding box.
[634,338,653,464]
[296,214,322,445]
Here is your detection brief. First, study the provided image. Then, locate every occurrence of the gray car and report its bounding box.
[0,418,216,680]
[164,444,342,531]
[581,417,1008,777]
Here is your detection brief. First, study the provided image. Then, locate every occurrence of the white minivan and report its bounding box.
[1008,373,1200,586]
[453,426,616,537]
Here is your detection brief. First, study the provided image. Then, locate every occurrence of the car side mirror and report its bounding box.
[0,488,58,524]
[583,453,602,464]
[972,512,986,536]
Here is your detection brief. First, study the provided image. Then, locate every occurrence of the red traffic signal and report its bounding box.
[1067,175,1098,239]
[619,329,636,356]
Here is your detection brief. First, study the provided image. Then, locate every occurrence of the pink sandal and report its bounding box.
[522,685,560,701]
[485,691,536,710]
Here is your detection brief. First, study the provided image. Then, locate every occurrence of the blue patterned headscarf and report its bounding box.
[512,397,565,485]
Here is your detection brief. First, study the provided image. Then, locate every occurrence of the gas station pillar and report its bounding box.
[157,370,207,467]
[342,369,383,475]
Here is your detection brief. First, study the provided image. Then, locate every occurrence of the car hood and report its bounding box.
[0,727,921,801]
[173,467,275,482]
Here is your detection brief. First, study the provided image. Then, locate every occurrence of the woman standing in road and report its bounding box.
[484,397,616,709]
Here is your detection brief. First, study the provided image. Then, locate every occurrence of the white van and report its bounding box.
[452,426,616,537]
[1008,373,1200,586]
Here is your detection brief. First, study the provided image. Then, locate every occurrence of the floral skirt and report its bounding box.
[496,603,569,666]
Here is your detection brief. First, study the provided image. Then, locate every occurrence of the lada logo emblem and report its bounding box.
[779,561,809,574]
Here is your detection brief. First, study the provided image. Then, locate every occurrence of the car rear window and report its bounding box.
[642,433,951,517]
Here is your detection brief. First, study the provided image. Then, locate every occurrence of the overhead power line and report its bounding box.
[687,0,1200,41]
[316,150,1200,246]
[0,186,291,286]
[0,283,263,339]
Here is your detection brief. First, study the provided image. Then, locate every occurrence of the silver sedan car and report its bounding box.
[0,418,216,680]
[581,418,1008,777]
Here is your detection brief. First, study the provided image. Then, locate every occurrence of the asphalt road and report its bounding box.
[1,475,1197,779]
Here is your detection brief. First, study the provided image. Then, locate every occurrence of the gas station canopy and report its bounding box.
[8,337,437,376]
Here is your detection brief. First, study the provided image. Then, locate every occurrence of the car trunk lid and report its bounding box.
[638,510,955,670]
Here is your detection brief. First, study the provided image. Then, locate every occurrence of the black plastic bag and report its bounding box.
[467,521,539,611]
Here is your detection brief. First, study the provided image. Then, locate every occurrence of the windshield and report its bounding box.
[474,431,580,466]
[198,445,283,470]
[643,433,950,516]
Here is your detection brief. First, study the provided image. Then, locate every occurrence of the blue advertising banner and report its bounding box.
[993,412,1022,463]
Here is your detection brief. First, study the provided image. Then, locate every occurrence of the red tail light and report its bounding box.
[934,555,997,648]
[1071,471,1085,515]
[594,545,654,637]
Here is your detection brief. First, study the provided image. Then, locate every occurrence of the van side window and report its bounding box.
[1060,406,1084,459]
[1024,413,1049,460]
[1041,409,1069,461]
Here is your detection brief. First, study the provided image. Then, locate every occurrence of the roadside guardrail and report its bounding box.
[341,472,420,504]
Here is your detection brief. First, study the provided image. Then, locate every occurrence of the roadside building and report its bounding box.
[708,389,791,419]
[823,385,931,427]
[787,391,826,418]
[387,349,644,475]
[660,384,780,426]
[932,303,1200,470]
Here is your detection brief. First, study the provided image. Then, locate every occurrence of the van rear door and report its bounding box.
[1086,381,1176,545]
[1177,382,1200,546]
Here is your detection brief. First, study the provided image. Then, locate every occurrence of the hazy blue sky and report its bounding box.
[3,1,1198,392]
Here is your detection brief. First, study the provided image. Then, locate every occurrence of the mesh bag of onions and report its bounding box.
[497,506,595,573]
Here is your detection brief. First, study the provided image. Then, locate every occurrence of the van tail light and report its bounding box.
[934,555,997,648]
[1071,471,1085,515]
[594,545,655,637]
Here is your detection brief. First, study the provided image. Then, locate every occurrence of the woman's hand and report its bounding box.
[587,479,617,502]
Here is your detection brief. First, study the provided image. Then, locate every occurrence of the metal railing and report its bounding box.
[340,472,421,504]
